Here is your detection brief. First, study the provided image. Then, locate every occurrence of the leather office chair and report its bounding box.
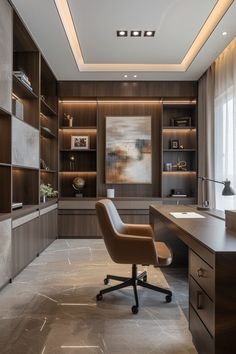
[95,199,173,314]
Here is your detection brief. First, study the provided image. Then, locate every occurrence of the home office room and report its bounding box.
[0,1,236,353]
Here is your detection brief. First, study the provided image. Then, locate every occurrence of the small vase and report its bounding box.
[42,195,46,203]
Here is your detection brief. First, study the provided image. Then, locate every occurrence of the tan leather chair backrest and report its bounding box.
[96,199,125,261]
[95,199,161,266]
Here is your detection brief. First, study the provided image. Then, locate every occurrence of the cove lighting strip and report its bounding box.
[54,0,233,72]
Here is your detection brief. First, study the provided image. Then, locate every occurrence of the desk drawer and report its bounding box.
[189,250,214,300]
[189,276,214,336]
[189,305,214,354]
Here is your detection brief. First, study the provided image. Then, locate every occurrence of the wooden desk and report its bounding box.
[150,204,236,354]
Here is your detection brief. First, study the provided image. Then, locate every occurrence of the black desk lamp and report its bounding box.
[197,177,235,210]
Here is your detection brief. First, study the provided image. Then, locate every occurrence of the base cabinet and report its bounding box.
[12,213,39,277]
[0,218,11,288]
[58,209,149,238]
[39,205,58,252]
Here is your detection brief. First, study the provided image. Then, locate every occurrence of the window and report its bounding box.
[215,88,236,210]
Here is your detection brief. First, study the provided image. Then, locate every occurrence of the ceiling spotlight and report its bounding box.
[131,31,142,37]
[133,74,137,78]
[117,30,128,37]
[124,74,128,78]
[144,31,155,37]
[222,31,227,36]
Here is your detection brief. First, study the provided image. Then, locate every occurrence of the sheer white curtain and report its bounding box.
[215,38,236,210]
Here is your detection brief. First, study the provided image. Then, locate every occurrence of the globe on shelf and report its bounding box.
[72,177,85,198]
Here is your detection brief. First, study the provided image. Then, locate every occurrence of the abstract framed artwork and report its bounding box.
[106,116,152,184]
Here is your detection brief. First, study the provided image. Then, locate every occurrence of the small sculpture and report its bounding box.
[64,113,73,127]
[72,177,85,197]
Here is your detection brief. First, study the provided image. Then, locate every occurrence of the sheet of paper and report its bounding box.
[170,212,205,219]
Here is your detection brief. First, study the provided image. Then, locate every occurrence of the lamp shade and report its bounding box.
[222,180,235,196]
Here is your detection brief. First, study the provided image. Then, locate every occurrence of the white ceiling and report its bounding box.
[11,0,236,81]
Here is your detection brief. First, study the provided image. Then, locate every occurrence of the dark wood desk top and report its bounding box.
[150,204,236,253]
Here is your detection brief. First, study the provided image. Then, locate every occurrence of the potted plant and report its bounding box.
[40,183,58,203]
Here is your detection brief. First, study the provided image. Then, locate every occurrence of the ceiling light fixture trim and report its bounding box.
[54,0,234,72]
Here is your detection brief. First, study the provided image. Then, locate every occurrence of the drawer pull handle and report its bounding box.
[197,268,205,277]
[197,291,203,310]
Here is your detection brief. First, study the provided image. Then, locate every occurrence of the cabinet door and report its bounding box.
[58,214,101,238]
[0,218,11,287]
[12,217,39,277]
[39,208,58,252]
[0,0,12,113]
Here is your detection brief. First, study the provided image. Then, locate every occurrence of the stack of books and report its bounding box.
[13,70,33,91]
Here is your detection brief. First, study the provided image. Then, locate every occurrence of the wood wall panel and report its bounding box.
[58,81,198,99]
[97,102,162,198]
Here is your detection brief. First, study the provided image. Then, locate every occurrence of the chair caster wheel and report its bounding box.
[96,293,103,301]
[166,295,172,303]
[143,275,147,282]
[104,278,109,285]
[131,305,139,314]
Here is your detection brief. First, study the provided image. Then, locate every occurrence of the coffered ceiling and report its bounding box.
[11,0,236,80]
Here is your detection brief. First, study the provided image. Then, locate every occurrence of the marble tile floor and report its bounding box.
[0,239,197,354]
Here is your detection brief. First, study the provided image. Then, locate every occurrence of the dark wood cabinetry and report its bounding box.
[0,2,58,282]
[39,205,58,252]
[57,82,198,238]
[40,57,58,193]
[162,102,197,201]
[59,101,97,198]
[12,212,40,277]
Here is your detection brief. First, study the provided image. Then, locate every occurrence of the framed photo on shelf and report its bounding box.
[170,139,179,149]
[71,136,90,150]
[171,116,191,127]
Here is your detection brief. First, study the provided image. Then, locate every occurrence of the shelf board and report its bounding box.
[40,169,57,173]
[40,198,58,208]
[0,213,12,222]
[162,171,196,174]
[13,75,38,99]
[0,106,11,116]
[41,126,57,139]
[59,171,97,174]
[60,126,97,130]
[0,163,11,167]
[163,149,196,152]
[60,149,96,152]
[163,126,196,130]
[12,204,39,220]
[12,165,39,171]
[41,99,57,116]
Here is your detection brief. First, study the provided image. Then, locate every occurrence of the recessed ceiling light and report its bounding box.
[117,30,128,37]
[144,31,155,37]
[133,74,137,78]
[124,74,128,78]
[222,31,227,36]
[131,31,142,37]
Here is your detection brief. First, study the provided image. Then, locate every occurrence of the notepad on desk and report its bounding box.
[170,212,205,219]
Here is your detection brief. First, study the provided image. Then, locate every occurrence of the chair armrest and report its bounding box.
[123,224,154,238]
[113,232,158,265]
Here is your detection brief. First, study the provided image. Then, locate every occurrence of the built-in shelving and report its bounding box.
[13,75,38,99]
[59,100,97,198]
[162,102,197,199]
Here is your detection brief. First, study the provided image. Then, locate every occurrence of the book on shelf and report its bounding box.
[13,71,33,90]
[171,194,187,198]
[12,202,23,210]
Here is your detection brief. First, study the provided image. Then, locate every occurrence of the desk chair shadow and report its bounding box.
[95,199,173,314]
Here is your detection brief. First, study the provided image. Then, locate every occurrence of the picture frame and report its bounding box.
[171,116,191,127]
[106,116,152,184]
[71,136,90,150]
[170,139,179,149]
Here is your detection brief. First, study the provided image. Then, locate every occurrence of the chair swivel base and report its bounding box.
[96,264,172,314]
